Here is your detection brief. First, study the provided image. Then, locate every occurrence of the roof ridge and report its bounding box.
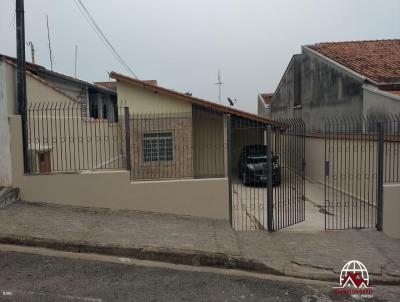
[307,38,400,47]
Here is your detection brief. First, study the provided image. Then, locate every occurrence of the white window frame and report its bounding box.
[142,132,173,163]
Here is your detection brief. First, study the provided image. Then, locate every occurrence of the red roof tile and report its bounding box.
[308,40,400,84]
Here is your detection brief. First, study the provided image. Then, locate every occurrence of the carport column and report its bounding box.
[267,125,273,231]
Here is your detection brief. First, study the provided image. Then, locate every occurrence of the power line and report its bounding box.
[72,0,138,78]
[46,15,54,70]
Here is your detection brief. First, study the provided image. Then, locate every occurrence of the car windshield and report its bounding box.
[243,145,276,164]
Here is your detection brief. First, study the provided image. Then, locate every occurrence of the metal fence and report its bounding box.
[129,107,226,180]
[324,115,400,230]
[228,117,305,231]
[27,102,126,173]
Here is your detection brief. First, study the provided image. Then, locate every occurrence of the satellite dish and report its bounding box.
[227,97,236,107]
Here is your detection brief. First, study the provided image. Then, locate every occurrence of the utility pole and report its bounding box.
[215,70,223,104]
[16,0,29,173]
[46,15,53,70]
[27,41,35,64]
[74,45,78,78]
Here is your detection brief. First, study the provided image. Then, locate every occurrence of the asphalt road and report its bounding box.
[0,250,399,302]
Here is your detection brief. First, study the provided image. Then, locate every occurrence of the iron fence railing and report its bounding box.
[324,115,400,230]
[228,117,305,231]
[129,107,226,180]
[27,102,126,173]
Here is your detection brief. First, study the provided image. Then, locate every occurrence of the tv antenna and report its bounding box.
[46,15,54,70]
[74,45,78,78]
[27,41,35,64]
[215,69,223,104]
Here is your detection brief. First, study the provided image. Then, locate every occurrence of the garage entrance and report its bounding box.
[227,117,305,231]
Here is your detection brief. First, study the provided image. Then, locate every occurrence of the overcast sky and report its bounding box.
[1,0,399,112]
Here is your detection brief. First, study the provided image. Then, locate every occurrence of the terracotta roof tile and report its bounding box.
[308,40,400,84]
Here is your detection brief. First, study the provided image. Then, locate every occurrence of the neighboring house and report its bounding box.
[110,71,270,180]
[260,40,400,132]
[0,54,117,122]
[257,93,273,118]
[0,55,120,174]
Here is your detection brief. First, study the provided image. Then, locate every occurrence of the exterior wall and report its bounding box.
[257,95,270,118]
[304,136,325,183]
[301,48,364,133]
[363,85,400,119]
[10,115,229,219]
[26,111,123,173]
[2,60,75,108]
[270,55,301,120]
[269,49,365,133]
[193,113,226,178]
[131,113,194,179]
[0,61,13,186]
[38,74,87,101]
[117,81,191,113]
[3,61,17,115]
[383,182,400,239]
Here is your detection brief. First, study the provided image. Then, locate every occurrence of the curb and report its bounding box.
[1,235,399,285]
[0,235,282,276]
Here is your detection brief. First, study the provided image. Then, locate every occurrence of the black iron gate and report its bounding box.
[324,116,400,230]
[228,117,305,231]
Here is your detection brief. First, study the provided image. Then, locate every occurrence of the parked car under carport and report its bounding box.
[237,144,281,186]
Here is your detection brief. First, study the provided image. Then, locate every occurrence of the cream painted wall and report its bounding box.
[3,61,16,115]
[383,182,400,239]
[304,136,325,183]
[0,62,12,186]
[10,115,229,220]
[117,81,191,113]
[193,114,226,177]
[3,60,75,114]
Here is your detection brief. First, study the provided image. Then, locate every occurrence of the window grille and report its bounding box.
[143,132,173,162]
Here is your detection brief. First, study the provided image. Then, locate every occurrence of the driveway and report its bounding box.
[231,178,329,232]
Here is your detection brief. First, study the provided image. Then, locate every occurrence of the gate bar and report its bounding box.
[376,121,384,231]
[267,125,273,231]
[124,107,131,172]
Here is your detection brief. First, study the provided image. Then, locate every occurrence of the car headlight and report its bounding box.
[246,164,255,170]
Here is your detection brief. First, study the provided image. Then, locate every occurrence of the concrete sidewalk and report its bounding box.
[0,200,399,284]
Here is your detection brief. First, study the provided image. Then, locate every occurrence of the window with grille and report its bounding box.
[143,132,173,162]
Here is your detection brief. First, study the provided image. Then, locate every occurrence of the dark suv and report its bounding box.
[237,144,280,186]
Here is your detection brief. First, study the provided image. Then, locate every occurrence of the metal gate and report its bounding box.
[228,117,305,231]
[324,116,400,230]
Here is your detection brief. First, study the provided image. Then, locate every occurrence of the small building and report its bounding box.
[0,54,117,122]
[110,71,270,180]
[260,40,400,132]
[0,54,119,175]
[257,93,273,118]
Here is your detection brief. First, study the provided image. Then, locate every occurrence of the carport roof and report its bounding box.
[110,71,275,124]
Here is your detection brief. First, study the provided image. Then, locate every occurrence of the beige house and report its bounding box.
[110,71,269,180]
